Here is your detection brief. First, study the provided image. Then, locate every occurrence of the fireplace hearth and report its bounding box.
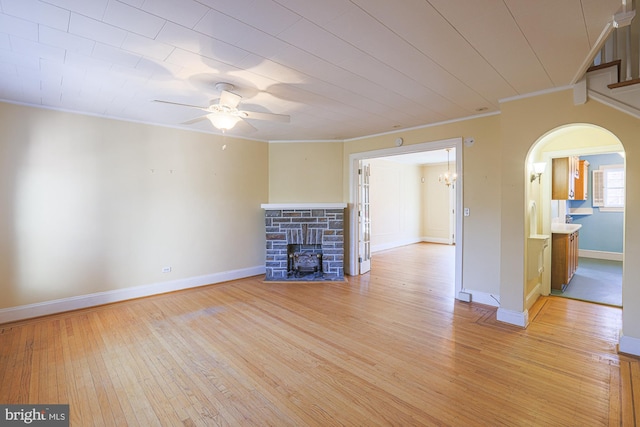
[261,203,346,282]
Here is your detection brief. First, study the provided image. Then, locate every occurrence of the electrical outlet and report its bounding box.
[162,267,172,273]
[464,208,470,217]
[457,292,472,302]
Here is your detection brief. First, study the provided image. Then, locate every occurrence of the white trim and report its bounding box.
[599,207,624,212]
[261,203,347,209]
[571,22,614,84]
[568,207,593,215]
[579,249,623,261]
[588,91,640,119]
[525,283,542,309]
[371,237,451,253]
[0,99,267,142]
[547,147,622,158]
[349,137,461,160]
[573,77,587,105]
[619,333,640,357]
[421,236,451,245]
[372,238,423,254]
[0,99,495,145]
[344,115,498,142]
[496,308,529,327]
[268,139,344,144]
[0,266,265,324]
[348,137,463,295]
[499,85,574,104]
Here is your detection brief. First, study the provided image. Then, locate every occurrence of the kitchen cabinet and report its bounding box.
[552,156,579,200]
[551,231,579,291]
[574,160,589,201]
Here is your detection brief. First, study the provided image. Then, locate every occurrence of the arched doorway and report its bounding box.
[525,124,625,309]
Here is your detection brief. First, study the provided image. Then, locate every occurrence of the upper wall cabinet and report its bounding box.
[574,160,589,201]
[552,156,580,200]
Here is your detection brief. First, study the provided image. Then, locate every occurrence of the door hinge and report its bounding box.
[358,257,362,263]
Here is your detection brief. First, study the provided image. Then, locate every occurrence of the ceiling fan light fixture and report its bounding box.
[208,113,241,130]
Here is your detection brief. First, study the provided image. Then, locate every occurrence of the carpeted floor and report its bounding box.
[551,257,622,307]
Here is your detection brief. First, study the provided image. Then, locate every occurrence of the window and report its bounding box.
[592,164,624,211]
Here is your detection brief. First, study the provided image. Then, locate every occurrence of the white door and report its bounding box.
[449,182,456,244]
[358,161,372,274]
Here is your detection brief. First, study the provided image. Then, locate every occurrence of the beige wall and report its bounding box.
[368,158,422,251]
[343,157,454,259]
[267,141,343,203]
[0,103,268,309]
[421,163,453,242]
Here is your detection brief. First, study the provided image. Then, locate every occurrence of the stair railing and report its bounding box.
[593,1,638,84]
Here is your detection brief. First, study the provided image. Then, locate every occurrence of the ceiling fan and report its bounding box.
[153,83,290,131]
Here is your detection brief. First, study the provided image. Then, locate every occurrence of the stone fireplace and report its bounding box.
[261,203,346,281]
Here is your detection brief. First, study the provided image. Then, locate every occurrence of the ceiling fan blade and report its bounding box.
[240,110,290,123]
[153,99,209,111]
[219,90,242,108]
[181,115,210,125]
[237,118,257,132]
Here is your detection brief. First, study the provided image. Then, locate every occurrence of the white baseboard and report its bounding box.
[525,283,542,311]
[579,249,623,261]
[421,236,451,245]
[371,236,452,253]
[372,237,422,253]
[619,333,640,357]
[0,265,265,324]
[496,308,529,328]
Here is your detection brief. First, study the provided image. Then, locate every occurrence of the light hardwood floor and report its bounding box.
[1,243,637,426]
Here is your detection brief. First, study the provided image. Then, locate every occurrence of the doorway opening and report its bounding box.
[525,124,625,309]
[348,137,464,300]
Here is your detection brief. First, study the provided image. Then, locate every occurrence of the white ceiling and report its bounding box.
[0,0,623,141]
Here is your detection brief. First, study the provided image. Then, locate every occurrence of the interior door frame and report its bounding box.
[348,137,464,298]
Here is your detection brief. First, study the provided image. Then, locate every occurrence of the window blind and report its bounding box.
[592,169,604,207]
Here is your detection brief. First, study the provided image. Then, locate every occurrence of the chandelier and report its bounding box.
[439,148,457,187]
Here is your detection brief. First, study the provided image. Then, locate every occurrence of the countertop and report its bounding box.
[551,223,582,234]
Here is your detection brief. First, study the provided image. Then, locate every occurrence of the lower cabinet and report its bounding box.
[551,231,579,291]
